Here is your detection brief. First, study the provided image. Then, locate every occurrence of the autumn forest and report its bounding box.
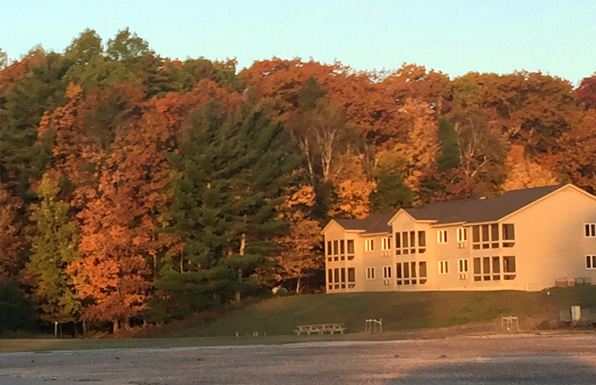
[1,29,595,334]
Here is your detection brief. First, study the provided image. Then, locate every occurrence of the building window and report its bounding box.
[340,240,345,254]
[491,224,499,248]
[366,267,375,280]
[438,260,449,274]
[457,228,467,243]
[333,240,339,255]
[327,241,332,256]
[437,230,448,244]
[502,224,515,247]
[585,224,596,238]
[365,239,374,252]
[383,266,392,279]
[382,237,391,250]
[472,256,503,282]
[419,262,427,284]
[347,239,355,254]
[396,262,425,286]
[458,259,469,273]
[418,231,426,253]
[586,256,596,269]
[472,226,480,249]
[503,256,516,280]
[348,268,356,282]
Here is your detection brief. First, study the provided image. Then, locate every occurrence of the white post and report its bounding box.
[54,322,58,338]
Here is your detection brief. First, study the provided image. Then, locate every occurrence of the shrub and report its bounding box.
[0,281,37,334]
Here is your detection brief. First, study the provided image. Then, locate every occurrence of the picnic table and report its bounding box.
[294,323,347,335]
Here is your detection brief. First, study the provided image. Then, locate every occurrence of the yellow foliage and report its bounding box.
[501,145,558,191]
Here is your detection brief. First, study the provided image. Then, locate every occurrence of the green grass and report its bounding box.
[168,286,596,337]
[2,286,594,353]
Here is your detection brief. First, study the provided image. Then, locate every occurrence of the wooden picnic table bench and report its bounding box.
[294,323,347,335]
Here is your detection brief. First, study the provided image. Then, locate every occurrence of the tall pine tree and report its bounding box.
[156,102,299,312]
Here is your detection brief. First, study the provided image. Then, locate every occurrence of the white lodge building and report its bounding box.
[322,184,596,293]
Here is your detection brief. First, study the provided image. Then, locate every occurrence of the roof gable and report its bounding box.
[331,213,394,234]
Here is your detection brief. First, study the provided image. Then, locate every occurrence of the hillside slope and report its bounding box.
[164,286,596,337]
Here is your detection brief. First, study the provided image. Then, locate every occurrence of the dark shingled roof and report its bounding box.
[335,213,394,234]
[404,184,563,224]
[331,185,565,232]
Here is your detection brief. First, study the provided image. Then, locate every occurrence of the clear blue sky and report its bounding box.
[2,0,595,84]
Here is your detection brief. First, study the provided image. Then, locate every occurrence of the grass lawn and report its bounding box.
[166,285,596,337]
[2,286,594,353]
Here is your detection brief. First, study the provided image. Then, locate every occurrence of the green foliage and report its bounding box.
[0,47,7,70]
[26,174,80,323]
[156,103,300,311]
[0,49,68,200]
[436,118,460,171]
[298,76,326,110]
[0,280,37,333]
[370,171,414,212]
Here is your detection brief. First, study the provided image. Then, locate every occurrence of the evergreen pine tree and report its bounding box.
[437,118,461,171]
[370,171,414,213]
[156,103,299,311]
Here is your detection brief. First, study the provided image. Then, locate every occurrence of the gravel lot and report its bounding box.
[2,334,596,385]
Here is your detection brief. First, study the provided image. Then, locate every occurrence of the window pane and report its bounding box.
[503,257,516,273]
[482,225,489,242]
[387,237,391,249]
[473,226,480,242]
[411,262,416,278]
[333,240,339,255]
[473,258,481,274]
[503,224,515,240]
[587,224,591,237]
[348,268,355,282]
[347,240,354,254]
[341,268,346,283]
[492,257,500,273]
[395,233,401,248]
[403,232,409,248]
[587,256,592,269]
[419,262,427,277]
[334,268,340,282]
[404,264,410,278]
[327,241,332,255]
[491,224,499,241]
[340,240,345,254]
[418,231,426,247]
[410,231,416,248]
[483,257,491,274]
[328,269,333,283]
[396,263,402,279]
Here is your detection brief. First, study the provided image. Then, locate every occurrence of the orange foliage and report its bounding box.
[501,145,558,192]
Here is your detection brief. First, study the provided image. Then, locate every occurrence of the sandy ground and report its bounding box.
[1,334,596,385]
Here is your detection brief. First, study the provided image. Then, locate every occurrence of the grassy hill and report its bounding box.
[161,286,596,337]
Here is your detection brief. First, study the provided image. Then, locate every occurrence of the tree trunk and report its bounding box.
[113,320,119,334]
[82,320,87,335]
[296,277,302,295]
[235,233,246,302]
